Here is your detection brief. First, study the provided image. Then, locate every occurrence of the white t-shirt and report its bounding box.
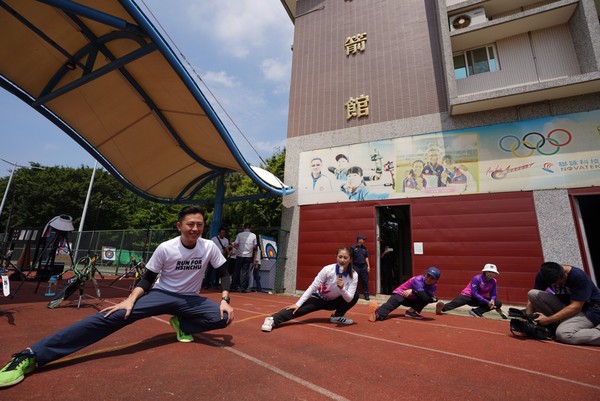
[233,230,257,257]
[211,235,229,255]
[146,236,226,295]
[296,263,358,307]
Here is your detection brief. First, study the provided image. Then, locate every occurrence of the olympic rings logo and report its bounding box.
[498,129,572,158]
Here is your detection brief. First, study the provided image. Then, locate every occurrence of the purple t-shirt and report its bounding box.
[461,273,497,303]
[393,275,437,300]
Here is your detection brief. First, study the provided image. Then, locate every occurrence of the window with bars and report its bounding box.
[453,45,499,79]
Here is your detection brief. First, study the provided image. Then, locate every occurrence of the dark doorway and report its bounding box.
[574,195,600,284]
[377,205,411,294]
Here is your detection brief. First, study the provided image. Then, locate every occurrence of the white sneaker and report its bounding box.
[330,315,353,325]
[261,316,275,332]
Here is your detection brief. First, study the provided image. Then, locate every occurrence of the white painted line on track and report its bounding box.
[101,296,600,393]
[101,298,350,401]
[305,323,600,391]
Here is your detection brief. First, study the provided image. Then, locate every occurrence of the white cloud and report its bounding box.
[261,58,290,82]
[184,0,293,59]
[140,0,292,164]
[201,70,237,88]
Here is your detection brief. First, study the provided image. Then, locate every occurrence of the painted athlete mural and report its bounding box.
[298,110,600,205]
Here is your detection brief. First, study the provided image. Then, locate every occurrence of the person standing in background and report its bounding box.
[251,242,262,292]
[232,223,257,293]
[206,227,231,289]
[352,234,371,300]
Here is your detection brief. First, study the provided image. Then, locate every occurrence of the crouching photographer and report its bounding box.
[523,262,600,346]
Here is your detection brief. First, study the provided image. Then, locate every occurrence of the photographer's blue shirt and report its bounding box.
[534,266,600,326]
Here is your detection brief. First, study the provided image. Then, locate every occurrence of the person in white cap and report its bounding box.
[436,263,507,319]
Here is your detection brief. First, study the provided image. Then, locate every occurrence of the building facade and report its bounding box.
[279,0,600,303]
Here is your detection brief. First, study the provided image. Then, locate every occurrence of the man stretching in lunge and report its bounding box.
[0,206,234,387]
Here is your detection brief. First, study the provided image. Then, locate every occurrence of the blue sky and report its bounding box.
[0,0,294,176]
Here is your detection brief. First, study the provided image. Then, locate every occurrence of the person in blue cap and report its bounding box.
[368,267,441,321]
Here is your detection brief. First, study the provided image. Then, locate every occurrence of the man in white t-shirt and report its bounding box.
[205,227,231,289]
[231,223,257,293]
[0,206,234,388]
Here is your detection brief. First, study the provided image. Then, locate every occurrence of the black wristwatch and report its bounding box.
[221,296,231,304]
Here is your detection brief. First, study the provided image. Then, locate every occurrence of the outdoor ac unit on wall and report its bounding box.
[449,8,487,32]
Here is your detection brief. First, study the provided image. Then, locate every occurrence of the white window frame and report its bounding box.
[453,44,499,80]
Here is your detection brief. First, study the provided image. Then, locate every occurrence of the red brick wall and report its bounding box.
[296,192,544,303]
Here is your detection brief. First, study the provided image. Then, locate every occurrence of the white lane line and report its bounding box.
[199,334,351,401]
[102,298,600,393]
[308,323,600,391]
[101,299,349,401]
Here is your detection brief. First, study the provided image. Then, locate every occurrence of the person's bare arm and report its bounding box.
[534,300,584,326]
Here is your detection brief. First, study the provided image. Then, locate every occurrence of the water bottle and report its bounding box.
[1,270,9,297]
[45,275,58,297]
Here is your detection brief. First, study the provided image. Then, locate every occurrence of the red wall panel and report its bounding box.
[296,192,544,303]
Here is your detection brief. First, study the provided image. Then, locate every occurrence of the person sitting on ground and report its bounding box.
[261,246,359,332]
[0,206,234,388]
[368,267,441,321]
[525,262,600,346]
[436,263,507,319]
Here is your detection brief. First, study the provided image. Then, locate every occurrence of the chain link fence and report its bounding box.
[2,227,287,292]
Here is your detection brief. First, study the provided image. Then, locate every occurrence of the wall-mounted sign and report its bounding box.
[298,110,600,205]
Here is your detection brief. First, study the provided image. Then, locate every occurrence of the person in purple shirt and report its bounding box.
[436,263,507,319]
[368,267,441,321]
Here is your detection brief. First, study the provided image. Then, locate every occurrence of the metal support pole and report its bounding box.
[73,161,98,262]
[211,173,225,238]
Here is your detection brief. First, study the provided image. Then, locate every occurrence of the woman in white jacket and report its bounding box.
[261,247,359,331]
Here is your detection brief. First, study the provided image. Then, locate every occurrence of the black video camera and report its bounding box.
[508,308,554,340]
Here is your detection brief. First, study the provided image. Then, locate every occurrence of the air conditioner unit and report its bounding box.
[449,8,487,32]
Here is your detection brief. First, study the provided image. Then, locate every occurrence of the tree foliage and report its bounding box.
[220,147,285,230]
[0,148,286,235]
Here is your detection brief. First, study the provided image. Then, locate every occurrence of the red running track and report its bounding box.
[0,279,599,401]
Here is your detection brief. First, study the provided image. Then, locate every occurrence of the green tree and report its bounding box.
[0,148,287,236]
[219,147,285,231]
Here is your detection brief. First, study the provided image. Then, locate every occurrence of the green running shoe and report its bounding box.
[0,350,36,388]
[169,316,194,343]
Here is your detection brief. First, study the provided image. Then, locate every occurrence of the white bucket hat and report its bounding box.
[482,263,499,274]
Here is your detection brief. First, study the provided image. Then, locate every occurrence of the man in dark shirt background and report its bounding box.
[352,234,371,300]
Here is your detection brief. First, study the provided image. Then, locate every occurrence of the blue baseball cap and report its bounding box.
[425,267,441,280]
[357,234,366,240]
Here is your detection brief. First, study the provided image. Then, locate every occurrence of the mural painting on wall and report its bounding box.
[298,110,600,205]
